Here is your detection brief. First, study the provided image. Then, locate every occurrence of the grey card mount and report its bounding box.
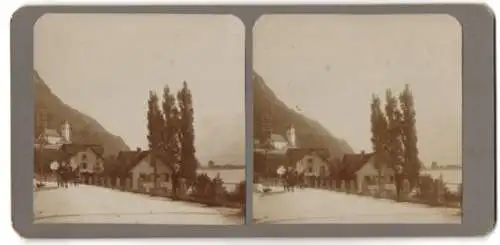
[11,4,495,238]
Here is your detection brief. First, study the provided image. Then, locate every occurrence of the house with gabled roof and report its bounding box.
[58,143,106,184]
[253,147,331,181]
[34,139,106,184]
[35,121,72,148]
[115,148,175,192]
[254,124,300,178]
[338,151,395,191]
[287,148,330,177]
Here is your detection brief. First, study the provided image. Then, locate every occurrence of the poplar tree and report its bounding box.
[162,85,178,166]
[370,94,388,187]
[384,89,404,170]
[399,84,420,186]
[146,91,164,188]
[177,81,197,180]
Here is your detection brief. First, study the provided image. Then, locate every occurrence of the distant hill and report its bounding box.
[34,70,130,156]
[195,113,245,167]
[253,71,353,157]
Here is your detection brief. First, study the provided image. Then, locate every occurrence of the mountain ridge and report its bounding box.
[35,70,130,156]
[253,71,353,157]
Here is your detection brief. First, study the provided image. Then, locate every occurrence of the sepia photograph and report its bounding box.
[33,13,245,225]
[252,14,462,224]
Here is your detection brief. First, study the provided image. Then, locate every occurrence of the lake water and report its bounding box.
[421,169,462,191]
[197,168,245,191]
[196,168,461,192]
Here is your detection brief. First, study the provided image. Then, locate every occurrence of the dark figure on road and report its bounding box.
[283,169,289,191]
[61,165,71,188]
[71,167,80,187]
[284,167,297,192]
[56,171,62,188]
[171,163,180,200]
[56,164,69,188]
[298,172,305,189]
[394,165,404,202]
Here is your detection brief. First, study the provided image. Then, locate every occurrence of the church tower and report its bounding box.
[61,120,71,143]
[286,124,296,148]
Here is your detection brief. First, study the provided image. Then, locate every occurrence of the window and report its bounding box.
[165,174,170,182]
[81,162,87,169]
[139,173,146,180]
[307,158,313,164]
[364,176,376,185]
[389,175,395,184]
[308,167,313,173]
[81,154,87,161]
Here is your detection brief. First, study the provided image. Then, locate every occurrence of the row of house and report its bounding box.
[253,124,395,189]
[34,121,176,192]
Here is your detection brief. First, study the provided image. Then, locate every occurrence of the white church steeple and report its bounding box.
[61,120,71,143]
[286,124,296,148]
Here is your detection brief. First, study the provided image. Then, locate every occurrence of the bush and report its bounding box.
[414,174,461,206]
[444,185,462,204]
[191,173,212,200]
[415,174,436,201]
[226,181,245,204]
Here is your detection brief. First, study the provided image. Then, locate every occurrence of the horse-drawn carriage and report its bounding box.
[51,161,81,188]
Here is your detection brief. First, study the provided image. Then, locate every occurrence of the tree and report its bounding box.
[431,161,438,169]
[177,81,197,180]
[370,94,389,189]
[258,105,275,178]
[399,84,420,185]
[169,105,182,169]
[35,108,46,139]
[384,89,404,170]
[146,91,164,189]
[260,105,274,149]
[208,160,215,168]
[161,85,178,166]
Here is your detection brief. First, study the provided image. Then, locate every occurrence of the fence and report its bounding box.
[257,175,462,209]
[71,175,245,211]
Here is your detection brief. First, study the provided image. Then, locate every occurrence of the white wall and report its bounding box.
[129,154,173,191]
[69,148,104,174]
[273,141,288,150]
[355,157,395,189]
[46,135,62,145]
[296,153,329,177]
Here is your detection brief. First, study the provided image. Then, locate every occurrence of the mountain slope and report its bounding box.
[253,71,353,157]
[195,113,245,166]
[34,70,130,156]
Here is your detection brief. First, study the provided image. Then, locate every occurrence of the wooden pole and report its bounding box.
[39,110,47,183]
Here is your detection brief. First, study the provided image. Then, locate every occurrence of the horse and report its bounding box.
[283,168,298,192]
[70,167,80,187]
[57,165,73,188]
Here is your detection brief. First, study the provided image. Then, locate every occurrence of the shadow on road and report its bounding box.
[34,211,232,221]
[34,187,59,192]
[255,211,462,224]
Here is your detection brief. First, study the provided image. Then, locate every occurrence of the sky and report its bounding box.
[35,14,245,164]
[254,14,462,167]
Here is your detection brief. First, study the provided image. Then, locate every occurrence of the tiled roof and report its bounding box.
[115,149,174,176]
[43,128,61,137]
[287,148,330,164]
[59,143,104,160]
[253,147,331,168]
[270,134,287,142]
[341,152,375,174]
